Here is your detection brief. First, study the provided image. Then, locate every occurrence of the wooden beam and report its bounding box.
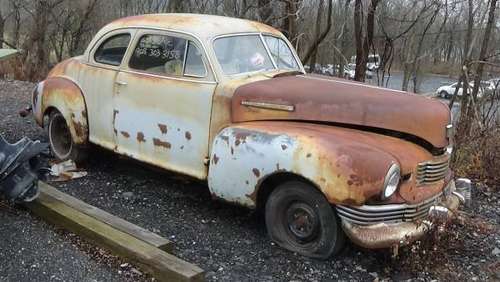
[38,182,172,252]
[26,183,204,282]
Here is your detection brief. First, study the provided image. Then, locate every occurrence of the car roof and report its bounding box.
[102,13,282,40]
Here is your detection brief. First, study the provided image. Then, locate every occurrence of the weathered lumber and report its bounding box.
[38,181,172,252]
[26,183,205,282]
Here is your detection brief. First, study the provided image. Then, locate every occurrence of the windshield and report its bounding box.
[213,34,300,75]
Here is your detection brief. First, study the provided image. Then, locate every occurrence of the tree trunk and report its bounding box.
[354,0,380,82]
[301,0,333,64]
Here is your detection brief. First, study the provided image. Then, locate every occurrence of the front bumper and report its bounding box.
[338,179,471,249]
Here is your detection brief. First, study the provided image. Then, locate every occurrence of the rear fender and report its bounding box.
[33,77,88,145]
[207,123,398,209]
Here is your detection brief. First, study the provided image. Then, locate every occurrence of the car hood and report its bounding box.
[231,75,451,148]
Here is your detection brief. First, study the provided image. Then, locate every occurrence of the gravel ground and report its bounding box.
[1,79,499,281]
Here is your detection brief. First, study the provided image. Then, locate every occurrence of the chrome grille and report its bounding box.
[336,193,442,226]
[416,155,450,186]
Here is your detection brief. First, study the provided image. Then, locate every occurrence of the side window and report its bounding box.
[129,34,187,76]
[184,42,207,77]
[94,34,131,66]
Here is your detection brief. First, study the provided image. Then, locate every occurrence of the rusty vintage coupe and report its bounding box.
[31,14,470,258]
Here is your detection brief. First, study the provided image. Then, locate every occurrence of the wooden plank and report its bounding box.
[26,191,205,282]
[38,182,172,252]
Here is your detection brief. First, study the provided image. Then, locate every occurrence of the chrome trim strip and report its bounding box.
[120,69,218,85]
[240,100,295,112]
[336,192,443,225]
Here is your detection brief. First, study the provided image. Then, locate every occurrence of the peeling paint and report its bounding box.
[137,132,146,143]
[152,138,171,149]
[158,123,168,134]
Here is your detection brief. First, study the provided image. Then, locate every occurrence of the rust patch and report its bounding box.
[245,188,258,203]
[220,135,230,146]
[213,154,219,165]
[112,110,119,135]
[72,121,86,138]
[234,131,251,147]
[306,153,312,158]
[158,123,168,134]
[281,144,287,150]
[349,174,364,186]
[230,147,234,155]
[185,131,192,140]
[120,131,130,138]
[252,168,260,178]
[137,132,146,143]
[153,138,171,149]
[245,180,249,185]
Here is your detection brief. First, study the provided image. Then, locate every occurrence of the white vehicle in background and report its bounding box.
[350,54,380,71]
[366,54,380,71]
[436,82,487,99]
[344,63,373,80]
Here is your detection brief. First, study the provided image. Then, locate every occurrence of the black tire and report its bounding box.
[265,181,345,259]
[439,91,448,99]
[48,111,87,163]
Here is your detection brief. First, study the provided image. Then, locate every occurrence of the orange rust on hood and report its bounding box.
[232,75,451,149]
[185,131,192,140]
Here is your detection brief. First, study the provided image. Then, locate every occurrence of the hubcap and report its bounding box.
[286,202,320,243]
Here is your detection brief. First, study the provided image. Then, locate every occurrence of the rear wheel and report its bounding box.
[48,111,87,163]
[439,91,448,98]
[265,181,345,259]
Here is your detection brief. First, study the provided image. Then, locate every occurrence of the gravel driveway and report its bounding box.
[1,79,499,281]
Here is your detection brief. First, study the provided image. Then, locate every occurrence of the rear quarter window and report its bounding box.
[94,33,131,66]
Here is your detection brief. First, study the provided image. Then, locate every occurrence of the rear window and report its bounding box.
[94,34,131,66]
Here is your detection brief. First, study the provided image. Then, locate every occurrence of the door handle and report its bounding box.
[115,81,128,86]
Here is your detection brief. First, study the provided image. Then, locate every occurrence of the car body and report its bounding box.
[436,81,486,99]
[31,14,468,258]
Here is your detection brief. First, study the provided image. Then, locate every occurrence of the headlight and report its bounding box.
[382,163,400,199]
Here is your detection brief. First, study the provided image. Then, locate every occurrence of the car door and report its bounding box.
[112,29,217,180]
[78,29,136,150]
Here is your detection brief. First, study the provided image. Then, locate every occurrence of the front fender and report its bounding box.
[207,122,398,208]
[33,77,88,145]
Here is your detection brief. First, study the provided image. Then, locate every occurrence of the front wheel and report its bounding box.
[439,91,448,98]
[48,111,87,163]
[265,181,345,259]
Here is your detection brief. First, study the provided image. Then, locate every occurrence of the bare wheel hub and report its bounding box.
[50,114,72,158]
[286,202,320,243]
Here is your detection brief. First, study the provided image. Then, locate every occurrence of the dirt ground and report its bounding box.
[1,79,499,281]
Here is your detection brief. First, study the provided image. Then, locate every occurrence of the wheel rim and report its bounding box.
[286,202,320,243]
[50,114,73,159]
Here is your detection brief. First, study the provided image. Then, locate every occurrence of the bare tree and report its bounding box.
[353,0,380,82]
